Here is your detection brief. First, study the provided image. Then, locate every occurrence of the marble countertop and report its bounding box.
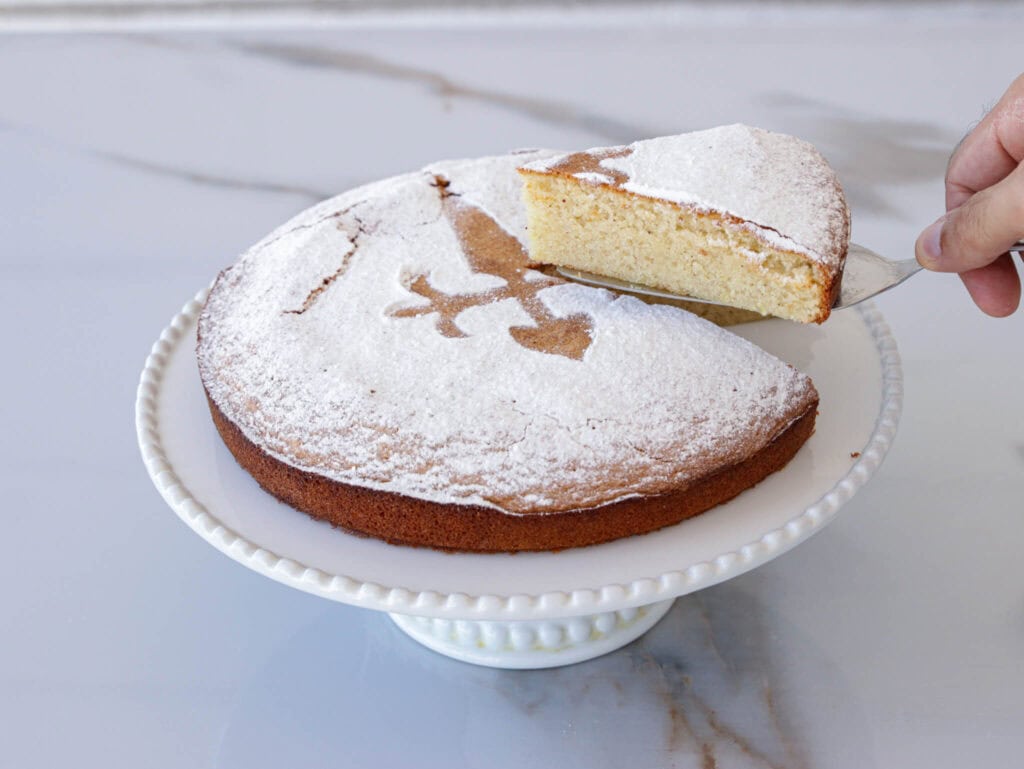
[3,6,1023,767]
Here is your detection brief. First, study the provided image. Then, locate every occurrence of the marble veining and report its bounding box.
[0,113,330,203]
[89,145,331,201]
[215,588,827,769]
[228,40,663,142]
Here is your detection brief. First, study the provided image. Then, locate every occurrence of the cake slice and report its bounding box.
[517,125,849,323]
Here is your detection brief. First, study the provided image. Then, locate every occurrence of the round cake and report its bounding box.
[197,150,819,552]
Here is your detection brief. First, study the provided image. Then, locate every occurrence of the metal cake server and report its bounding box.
[557,240,1024,311]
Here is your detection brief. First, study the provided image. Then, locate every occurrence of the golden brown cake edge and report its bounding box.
[203,386,818,553]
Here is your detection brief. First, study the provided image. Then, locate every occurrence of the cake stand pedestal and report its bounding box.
[137,289,901,670]
[389,599,674,669]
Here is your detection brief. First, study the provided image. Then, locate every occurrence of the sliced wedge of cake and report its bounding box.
[517,125,850,323]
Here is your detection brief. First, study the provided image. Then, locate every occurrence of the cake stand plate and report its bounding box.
[137,289,901,669]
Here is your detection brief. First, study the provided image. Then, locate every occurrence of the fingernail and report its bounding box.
[917,217,944,268]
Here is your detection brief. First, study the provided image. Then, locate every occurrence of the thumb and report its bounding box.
[916,160,1024,273]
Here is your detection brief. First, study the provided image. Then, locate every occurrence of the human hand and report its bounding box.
[915,74,1024,316]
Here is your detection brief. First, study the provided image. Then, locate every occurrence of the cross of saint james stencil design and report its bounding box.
[389,178,594,361]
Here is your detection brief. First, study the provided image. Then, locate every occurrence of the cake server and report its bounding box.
[557,240,1024,312]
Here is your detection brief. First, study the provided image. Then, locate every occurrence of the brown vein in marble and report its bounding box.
[690,596,809,769]
[232,42,658,143]
[89,147,330,202]
[476,595,815,768]
[0,115,331,203]
[653,654,795,769]
[626,596,814,769]
[704,708,794,769]
[633,650,712,762]
[763,685,808,769]
[694,593,735,676]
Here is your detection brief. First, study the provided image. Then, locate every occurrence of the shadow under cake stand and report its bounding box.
[137,289,901,669]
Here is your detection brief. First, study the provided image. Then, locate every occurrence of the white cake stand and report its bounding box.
[137,288,901,669]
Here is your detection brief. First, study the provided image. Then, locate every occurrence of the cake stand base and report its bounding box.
[389,599,675,669]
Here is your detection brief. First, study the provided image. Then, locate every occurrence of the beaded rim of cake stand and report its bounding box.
[137,286,902,621]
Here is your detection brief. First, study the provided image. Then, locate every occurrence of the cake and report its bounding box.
[197,149,819,553]
[518,125,850,324]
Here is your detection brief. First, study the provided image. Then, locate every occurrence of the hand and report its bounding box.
[915,74,1024,316]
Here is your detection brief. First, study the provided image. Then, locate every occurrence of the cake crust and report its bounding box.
[205,387,817,552]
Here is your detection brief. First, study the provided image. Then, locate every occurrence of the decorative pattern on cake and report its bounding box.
[388,178,593,360]
[541,146,632,187]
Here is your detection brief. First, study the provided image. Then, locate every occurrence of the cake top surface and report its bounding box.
[520,124,849,269]
[198,149,816,515]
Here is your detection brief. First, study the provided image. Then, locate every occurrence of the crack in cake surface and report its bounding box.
[284,207,367,315]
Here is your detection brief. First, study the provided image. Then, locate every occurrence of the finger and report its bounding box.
[917,159,1024,272]
[959,253,1021,317]
[946,73,1024,210]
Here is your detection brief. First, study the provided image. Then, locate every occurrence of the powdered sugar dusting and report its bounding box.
[574,171,617,185]
[523,125,849,269]
[198,150,817,515]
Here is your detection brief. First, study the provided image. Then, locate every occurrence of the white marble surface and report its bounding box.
[3,7,1023,768]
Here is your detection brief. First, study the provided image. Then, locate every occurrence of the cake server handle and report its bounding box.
[836,240,1024,309]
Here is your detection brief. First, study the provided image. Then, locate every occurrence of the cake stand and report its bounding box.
[137,288,901,669]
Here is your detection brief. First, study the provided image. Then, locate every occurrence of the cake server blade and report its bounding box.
[557,240,1024,312]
